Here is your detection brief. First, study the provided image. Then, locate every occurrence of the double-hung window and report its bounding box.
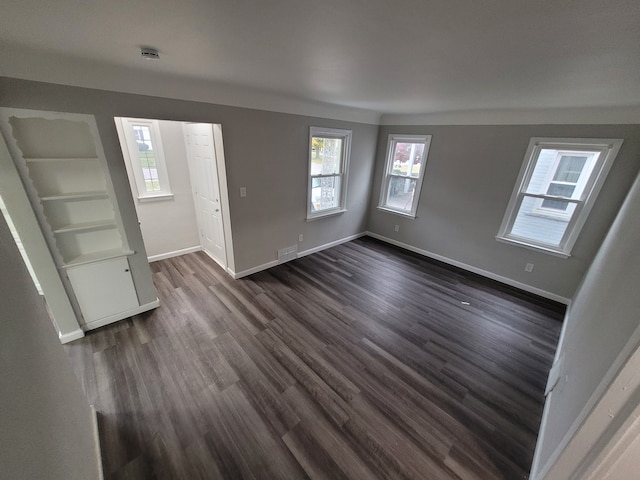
[307,127,351,219]
[378,134,432,217]
[118,117,172,201]
[497,137,623,256]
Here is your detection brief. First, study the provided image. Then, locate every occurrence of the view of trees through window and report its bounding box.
[310,136,343,211]
[387,142,425,211]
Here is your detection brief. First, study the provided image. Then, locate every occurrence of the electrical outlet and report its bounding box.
[240,187,247,197]
[525,263,534,272]
[394,224,399,232]
[298,234,303,242]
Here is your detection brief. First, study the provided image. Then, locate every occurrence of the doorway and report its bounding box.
[114,117,232,271]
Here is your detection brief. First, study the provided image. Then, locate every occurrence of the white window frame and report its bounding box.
[497,137,623,257]
[119,118,173,202]
[377,134,432,218]
[307,126,351,220]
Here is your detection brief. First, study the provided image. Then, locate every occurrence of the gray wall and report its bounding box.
[117,119,201,259]
[368,124,640,299]
[0,212,100,479]
[532,169,640,477]
[0,77,378,276]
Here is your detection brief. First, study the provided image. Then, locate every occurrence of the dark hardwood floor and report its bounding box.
[65,237,564,480]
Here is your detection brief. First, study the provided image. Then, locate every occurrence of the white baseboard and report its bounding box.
[58,328,85,344]
[365,232,570,305]
[82,299,161,331]
[297,232,367,258]
[229,260,280,279]
[90,405,104,480]
[148,246,202,262]
[230,232,368,279]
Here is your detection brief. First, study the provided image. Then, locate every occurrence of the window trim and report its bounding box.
[119,118,173,201]
[497,137,623,256]
[307,126,352,220]
[377,134,432,218]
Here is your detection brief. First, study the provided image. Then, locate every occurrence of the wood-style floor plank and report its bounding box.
[65,237,563,479]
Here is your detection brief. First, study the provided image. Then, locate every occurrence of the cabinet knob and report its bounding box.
[125,268,130,272]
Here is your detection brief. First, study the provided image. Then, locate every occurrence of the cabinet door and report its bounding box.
[66,257,139,324]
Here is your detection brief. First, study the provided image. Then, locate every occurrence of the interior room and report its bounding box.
[1,1,639,479]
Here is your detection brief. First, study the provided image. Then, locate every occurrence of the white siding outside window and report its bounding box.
[497,137,623,256]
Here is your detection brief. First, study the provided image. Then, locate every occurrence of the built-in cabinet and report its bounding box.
[0,109,150,330]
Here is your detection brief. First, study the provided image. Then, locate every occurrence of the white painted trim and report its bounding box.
[496,137,623,257]
[307,126,352,220]
[119,117,173,198]
[378,134,432,218]
[380,107,640,126]
[530,320,640,480]
[365,232,570,305]
[297,233,367,258]
[81,299,160,331]
[202,248,228,271]
[585,406,640,480]
[148,245,202,262]
[58,328,85,344]
[228,260,280,279]
[90,406,104,480]
[212,124,234,272]
[229,232,367,279]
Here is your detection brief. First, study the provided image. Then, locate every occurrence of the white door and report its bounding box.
[183,123,227,268]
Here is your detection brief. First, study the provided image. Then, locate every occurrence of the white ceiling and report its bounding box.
[1,0,639,122]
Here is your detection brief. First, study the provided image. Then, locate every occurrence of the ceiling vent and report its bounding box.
[140,47,159,60]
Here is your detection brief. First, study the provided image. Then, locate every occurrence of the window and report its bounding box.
[118,118,172,201]
[307,127,351,219]
[497,137,623,256]
[378,134,432,217]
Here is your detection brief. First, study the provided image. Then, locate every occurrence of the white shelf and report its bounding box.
[24,157,99,163]
[62,249,135,268]
[40,191,109,202]
[52,220,117,234]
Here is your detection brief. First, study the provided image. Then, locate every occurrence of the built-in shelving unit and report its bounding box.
[0,109,143,329]
[2,115,130,267]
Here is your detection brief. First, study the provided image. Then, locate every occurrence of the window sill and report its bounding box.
[137,193,174,203]
[306,208,347,221]
[495,235,570,258]
[376,206,416,219]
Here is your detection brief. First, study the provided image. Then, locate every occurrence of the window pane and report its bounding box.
[554,156,587,183]
[525,150,597,195]
[511,195,576,246]
[391,142,425,178]
[133,125,160,193]
[541,183,575,210]
[386,177,417,211]
[311,137,342,176]
[311,176,340,212]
